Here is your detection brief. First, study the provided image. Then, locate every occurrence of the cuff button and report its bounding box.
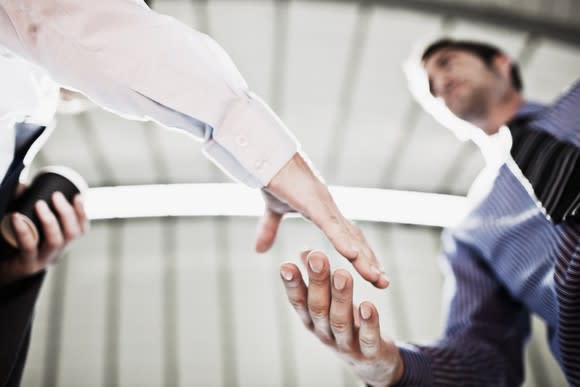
[255,160,268,170]
[235,135,248,147]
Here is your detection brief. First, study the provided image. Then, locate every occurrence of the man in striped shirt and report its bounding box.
[279,39,580,386]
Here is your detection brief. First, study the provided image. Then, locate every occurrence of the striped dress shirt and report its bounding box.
[395,81,580,386]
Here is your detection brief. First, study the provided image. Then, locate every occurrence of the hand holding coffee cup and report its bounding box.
[1,166,88,249]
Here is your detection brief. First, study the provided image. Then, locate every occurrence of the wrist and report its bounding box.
[267,153,331,210]
[390,343,433,386]
[391,348,405,385]
[362,344,405,387]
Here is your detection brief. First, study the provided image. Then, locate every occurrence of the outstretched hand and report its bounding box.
[279,250,404,386]
[255,153,389,289]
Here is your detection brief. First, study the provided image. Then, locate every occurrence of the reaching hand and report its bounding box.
[279,250,404,386]
[0,191,88,286]
[255,153,389,289]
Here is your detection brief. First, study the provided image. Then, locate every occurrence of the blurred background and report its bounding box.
[21,0,580,386]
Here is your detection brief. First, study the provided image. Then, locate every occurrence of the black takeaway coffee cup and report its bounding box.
[0,166,88,249]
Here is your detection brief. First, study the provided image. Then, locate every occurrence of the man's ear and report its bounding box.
[493,54,512,80]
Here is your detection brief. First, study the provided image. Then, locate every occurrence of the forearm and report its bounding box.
[0,270,45,385]
[0,0,298,186]
[392,338,520,387]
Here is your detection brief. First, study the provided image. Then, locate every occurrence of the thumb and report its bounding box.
[255,209,283,253]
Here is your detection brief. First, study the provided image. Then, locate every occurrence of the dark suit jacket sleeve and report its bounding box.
[389,231,530,387]
[0,271,45,387]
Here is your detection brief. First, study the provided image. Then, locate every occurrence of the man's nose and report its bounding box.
[431,77,448,97]
[440,77,458,97]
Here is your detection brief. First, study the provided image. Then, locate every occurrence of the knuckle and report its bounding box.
[20,242,37,254]
[317,335,333,347]
[20,250,36,261]
[298,311,313,326]
[331,293,351,304]
[22,265,38,276]
[283,282,299,290]
[352,226,364,238]
[64,229,79,241]
[359,334,377,348]
[342,356,356,366]
[41,214,57,227]
[335,226,351,238]
[45,238,64,250]
[336,342,354,354]
[330,320,349,334]
[309,280,327,289]
[309,305,328,319]
[324,222,344,239]
[309,275,330,286]
[328,214,341,225]
[313,329,332,344]
[289,299,306,310]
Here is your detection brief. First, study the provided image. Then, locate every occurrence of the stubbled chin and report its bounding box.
[483,126,501,135]
[448,100,469,118]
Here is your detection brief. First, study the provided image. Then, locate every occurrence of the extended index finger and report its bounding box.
[280,262,313,329]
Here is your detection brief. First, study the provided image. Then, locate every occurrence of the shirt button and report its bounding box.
[235,135,248,147]
[255,160,268,170]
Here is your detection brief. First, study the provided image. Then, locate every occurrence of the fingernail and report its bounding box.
[360,304,372,320]
[36,200,49,213]
[54,192,67,203]
[308,255,323,273]
[371,266,382,277]
[74,194,84,205]
[381,273,390,284]
[333,274,346,290]
[280,268,293,281]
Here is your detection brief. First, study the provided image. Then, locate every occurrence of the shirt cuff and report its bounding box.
[210,92,299,187]
[391,343,433,387]
[202,139,263,188]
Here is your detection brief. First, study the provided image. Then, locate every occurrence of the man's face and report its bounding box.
[423,49,507,128]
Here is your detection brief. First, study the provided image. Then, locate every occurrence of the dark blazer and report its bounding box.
[0,124,47,387]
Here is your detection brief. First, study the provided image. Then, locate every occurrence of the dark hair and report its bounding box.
[421,38,523,92]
